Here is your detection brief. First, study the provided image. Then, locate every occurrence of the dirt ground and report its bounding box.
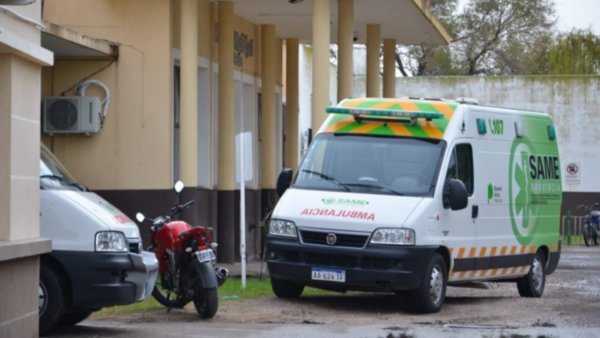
[111,246,600,333]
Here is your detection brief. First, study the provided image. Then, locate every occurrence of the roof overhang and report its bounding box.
[229,0,451,45]
[41,21,118,60]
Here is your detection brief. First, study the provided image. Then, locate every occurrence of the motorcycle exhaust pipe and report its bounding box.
[215,267,229,286]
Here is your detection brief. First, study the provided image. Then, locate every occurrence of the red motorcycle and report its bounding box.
[136,181,228,318]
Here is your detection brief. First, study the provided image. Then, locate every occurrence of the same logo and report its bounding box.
[508,137,536,245]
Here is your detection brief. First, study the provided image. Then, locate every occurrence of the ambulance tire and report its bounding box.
[271,277,304,298]
[409,253,447,313]
[517,251,546,298]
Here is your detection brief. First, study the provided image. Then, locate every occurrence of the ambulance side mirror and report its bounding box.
[443,179,468,210]
[276,169,293,197]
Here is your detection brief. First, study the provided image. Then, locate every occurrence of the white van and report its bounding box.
[267,97,562,313]
[39,144,158,333]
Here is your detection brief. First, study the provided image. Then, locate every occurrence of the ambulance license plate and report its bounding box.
[311,268,345,283]
[195,249,215,263]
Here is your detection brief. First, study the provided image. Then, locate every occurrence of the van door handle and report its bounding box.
[472,205,479,219]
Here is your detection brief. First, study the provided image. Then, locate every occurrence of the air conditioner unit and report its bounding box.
[43,96,102,134]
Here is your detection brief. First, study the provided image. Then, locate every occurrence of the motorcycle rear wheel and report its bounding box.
[152,277,190,309]
[193,287,218,319]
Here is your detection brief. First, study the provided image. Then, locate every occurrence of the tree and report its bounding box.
[398,0,556,76]
[452,0,556,75]
[548,29,600,74]
[396,0,458,76]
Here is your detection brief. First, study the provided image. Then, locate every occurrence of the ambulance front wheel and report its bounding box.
[271,277,304,298]
[517,251,546,297]
[409,253,447,313]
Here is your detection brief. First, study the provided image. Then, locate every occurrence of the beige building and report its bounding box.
[39,0,450,264]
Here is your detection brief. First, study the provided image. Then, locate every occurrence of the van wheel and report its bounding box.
[517,251,546,297]
[271,277,304,298]
[39,265,66,334]
[409,253,447,313]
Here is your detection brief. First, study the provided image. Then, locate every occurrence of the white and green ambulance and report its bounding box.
[267,97,562,313]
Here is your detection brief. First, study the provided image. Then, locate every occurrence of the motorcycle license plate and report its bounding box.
[195,249,215,263]
[311,268,345,283]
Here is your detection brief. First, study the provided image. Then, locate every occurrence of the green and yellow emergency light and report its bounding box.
[325,107,444,120]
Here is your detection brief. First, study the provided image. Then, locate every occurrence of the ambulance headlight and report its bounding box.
[95,231,128,252]
[370,228,415,245]
[269,219,298,238]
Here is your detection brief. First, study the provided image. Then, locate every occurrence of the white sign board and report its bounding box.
[565,162,580,185]
[235,131,253,183]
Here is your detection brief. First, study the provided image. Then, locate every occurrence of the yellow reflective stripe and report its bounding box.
[350,122,385,134]
[420,123,444,139]
[387,122,412,136]
[429,101,455,119]
[341,98,371,108]
[324,116,354,132]
[449,244,551,281]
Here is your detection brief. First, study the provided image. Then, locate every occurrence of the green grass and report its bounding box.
[94,277,333,317]
[562,234,585,246]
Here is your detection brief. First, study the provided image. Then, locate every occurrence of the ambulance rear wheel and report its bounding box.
[517,251,546,297]
[271,277,304,298]
[409,253,447,313]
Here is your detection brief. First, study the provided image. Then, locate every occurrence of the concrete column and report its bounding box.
[217,1,236,262]
[179,0,199,186]
[0,55,41,241]
[337,0,353,102]
[383,39,396,98]
[261,25,277,189]
[311,0,330,133]
[366,24,381,97]
[285,38,299,170]
[0,54,50,338]
[218,1,235,191]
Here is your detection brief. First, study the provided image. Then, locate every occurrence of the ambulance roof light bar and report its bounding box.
[325,107,444,121]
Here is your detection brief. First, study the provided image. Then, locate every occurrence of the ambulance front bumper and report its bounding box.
[266,237,438,292]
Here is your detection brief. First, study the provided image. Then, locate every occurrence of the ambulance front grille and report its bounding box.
[305,253,357,268]
[300,230,368,248]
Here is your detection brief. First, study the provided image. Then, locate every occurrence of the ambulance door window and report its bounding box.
[446,144,473,196]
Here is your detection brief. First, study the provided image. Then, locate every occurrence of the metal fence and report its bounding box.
[561,215,586,236]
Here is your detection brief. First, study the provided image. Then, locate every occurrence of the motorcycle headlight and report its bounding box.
[269,219,298,238]
[370,228,415,245]
[95,231,128,252]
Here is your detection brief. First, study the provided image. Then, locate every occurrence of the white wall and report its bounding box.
[391,76,600,193]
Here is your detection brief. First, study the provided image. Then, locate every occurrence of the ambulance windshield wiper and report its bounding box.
[301,170,350,192]
[345,183,403,196]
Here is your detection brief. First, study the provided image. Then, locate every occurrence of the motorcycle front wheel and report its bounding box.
[152,276,190,309]
[193,287,218,318]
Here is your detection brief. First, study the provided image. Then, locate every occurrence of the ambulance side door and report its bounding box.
[440,141,479,281]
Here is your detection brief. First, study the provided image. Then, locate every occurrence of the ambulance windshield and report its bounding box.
[294,134,445,196]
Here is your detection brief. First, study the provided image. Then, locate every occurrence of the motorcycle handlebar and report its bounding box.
[170,200,195,219]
